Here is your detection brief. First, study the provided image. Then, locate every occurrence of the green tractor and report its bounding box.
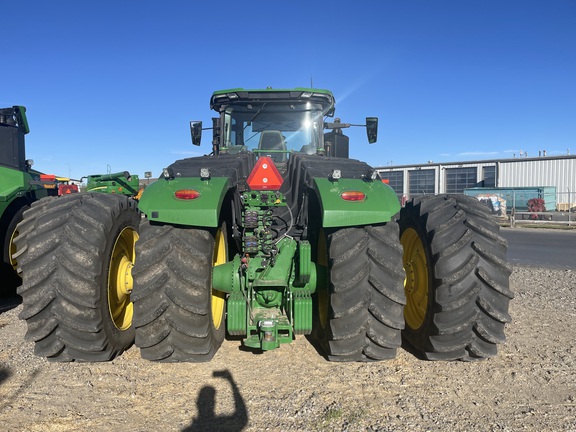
[85,171,141,197]
[0,106,57,295]
[14,88,513,362]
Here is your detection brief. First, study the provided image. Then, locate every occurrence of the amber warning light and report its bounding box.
[247,156,283,190]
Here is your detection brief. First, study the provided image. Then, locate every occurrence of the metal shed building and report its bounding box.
[376,155,576,210]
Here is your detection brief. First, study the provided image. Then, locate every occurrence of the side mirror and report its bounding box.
[366,117,378,144]
[190,121,202,146]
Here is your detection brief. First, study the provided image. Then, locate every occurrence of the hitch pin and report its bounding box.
[259,320,276,343]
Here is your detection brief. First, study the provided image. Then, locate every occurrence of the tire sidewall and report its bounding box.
[309,228,331,353]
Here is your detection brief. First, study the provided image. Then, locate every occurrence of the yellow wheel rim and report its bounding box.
[212,229,226,330]
[317,230,329,329]
[108,227,138,331]
[9,227,18,270]
[401,227,429,330]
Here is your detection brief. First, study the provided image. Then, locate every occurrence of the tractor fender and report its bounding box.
[0,168,28,203]
[0,168,52,206]
[138,177,231,227]
[312,177,400,228]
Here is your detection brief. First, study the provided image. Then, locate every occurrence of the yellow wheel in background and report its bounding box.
[108,227,139,331]
[400,227,429,330]
[9,227,19,270]
[212,229,226,330]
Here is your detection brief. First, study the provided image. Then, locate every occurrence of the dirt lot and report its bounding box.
[1,266,575,431]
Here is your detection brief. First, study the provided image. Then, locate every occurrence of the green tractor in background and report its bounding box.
[0,106,58,295]
[14,88,513,362]
[85,171,141,198]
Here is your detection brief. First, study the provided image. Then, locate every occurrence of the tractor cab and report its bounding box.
[0,106,30,171]
[190,88,378,161]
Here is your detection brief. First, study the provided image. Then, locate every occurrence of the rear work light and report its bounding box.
[175,189,201,200]
[340,191,366,202]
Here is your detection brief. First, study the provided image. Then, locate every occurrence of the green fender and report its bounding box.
[0,168,28,203]
[312,178,400,227]
[1,167,50,209]
[138,177,231,227]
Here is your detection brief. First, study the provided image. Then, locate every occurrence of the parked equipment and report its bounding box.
[0,106,57,295]
[14,88,513,363]
[56,177,79,196]
[85,171,140,197]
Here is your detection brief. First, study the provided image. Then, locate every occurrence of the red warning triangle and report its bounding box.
[247,156,284,190]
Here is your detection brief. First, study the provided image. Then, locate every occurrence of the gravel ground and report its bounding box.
[1,266,575,432]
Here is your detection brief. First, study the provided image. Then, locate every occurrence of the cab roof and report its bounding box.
[210,88,335,116]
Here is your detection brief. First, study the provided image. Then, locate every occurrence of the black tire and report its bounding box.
[1,203,29,296]
[15,193,140,361]
[132,220,225,362]
[310,223,405,362]
[399,194,514,361]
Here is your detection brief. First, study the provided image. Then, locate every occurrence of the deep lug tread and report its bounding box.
[311,222,405,362]
[367,317,403,348]
[399,194,513,361]
[435,280,481,312]
[16,193,139,362]
[133,220,224,362]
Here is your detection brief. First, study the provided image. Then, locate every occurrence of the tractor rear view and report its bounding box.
[14,88,513,363]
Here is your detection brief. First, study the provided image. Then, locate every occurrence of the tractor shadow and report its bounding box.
[304,335,330,362]
[400,336,428,360]
[0,294,21,315]
[0,367,10,386]
[305,334,428,361]
[0,367,41,413]
[182,369,248,432]
[1,260,22,311]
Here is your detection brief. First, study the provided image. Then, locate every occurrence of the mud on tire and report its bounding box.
[14,193,140,361]
[311,223,405,362]
[132,220,225,362]
[399,194,514,361]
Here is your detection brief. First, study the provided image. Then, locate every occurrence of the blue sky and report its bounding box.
[3,0,575,180]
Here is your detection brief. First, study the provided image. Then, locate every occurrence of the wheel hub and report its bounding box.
[401,227,429,330]
[9,228,19,270]
[212,229,226,330]
[108,227,138,331]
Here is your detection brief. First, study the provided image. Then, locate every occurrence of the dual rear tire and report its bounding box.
[311,194,513,362]
[15,193,139,361]
[15,194,225,363]
[15,192,513,362]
